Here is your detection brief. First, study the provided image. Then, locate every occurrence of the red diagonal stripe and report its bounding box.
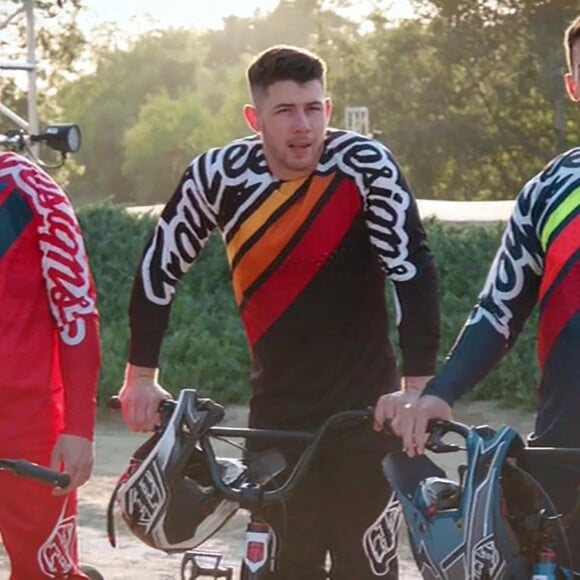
[242,180,361,346]
[540,213,580,302]
[538,259,580,369]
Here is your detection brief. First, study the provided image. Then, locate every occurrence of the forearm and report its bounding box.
[423,319,508,405]
[394,240,441,377]
[128,273,172,367]
[124,363,160,384]
[396,266,441,376]
[60,315,101,440]
[401,375,433,394]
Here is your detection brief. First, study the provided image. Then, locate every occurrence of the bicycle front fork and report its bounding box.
[241,520,276,579]
[180,521,276,580]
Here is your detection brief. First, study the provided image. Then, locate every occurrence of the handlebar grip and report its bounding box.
[108,396,121,411]
[108,395,175,414]
[11,460,71,488]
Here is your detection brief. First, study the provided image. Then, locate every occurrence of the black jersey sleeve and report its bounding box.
[128,158,218,367]
[363,142,441,376]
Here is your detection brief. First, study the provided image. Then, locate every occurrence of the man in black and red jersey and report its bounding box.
[374,14,580,573]
[118,45,440,579]
[0,151,101,579]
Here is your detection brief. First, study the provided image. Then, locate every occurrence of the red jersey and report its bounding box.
[0,152,100,450]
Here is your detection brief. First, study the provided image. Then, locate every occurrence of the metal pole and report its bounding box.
[24,0,39,156]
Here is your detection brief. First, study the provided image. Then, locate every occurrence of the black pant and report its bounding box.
[243,429,399,579]
[528,438,580,572]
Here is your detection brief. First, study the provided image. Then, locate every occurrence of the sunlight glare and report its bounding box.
[78,0,415,34]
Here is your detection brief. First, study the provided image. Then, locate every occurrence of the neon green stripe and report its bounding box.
[541,186,580,251]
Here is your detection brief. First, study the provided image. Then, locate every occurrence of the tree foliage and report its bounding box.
[1,1,86,119]
[5,0,580,204]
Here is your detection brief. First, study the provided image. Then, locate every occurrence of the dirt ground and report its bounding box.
[0,400,535,580]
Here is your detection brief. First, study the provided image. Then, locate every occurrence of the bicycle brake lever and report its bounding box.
[427,421,462,453]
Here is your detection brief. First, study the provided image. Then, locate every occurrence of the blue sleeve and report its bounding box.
[424,176,545,403]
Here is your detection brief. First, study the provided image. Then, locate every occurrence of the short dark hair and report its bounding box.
[246,45,326,98]
[564,15,580,72]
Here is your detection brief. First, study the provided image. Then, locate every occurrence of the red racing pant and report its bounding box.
[0,446,89,579]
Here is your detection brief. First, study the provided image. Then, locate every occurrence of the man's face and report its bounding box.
[565,39,580,101]
[244,79,332,181]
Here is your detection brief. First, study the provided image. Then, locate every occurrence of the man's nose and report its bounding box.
[293,110,311,131]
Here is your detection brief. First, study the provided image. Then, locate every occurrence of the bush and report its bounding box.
[79,204,538,409]
[424,219,538,409]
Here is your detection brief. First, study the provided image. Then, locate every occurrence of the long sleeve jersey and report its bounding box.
[425,148,580,446]
[129,130,440,429]
[0,152,100,449]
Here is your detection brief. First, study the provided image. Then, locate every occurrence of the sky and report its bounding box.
[77,0,416,35]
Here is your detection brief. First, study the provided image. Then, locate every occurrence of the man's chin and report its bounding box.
[287,150,319,169]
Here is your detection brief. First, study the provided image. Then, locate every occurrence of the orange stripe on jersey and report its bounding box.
[231,173,335,305]
[241,179,362,346]
[539,212,580,302]
[226,179,306,267]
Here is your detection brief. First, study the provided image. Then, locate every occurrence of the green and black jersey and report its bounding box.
[129,130,440,430]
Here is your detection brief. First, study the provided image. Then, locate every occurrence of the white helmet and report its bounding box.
[108,389,246,553]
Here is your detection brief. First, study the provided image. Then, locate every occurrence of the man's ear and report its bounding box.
[244,105,260,133]
[565,73,580,102]
[324,98,333,122]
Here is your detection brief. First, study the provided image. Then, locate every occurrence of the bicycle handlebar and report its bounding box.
[109,395,376,505]
[0,459,70,488]
[387,417,580,463]
[203,408,375,505]
[109,394,580,507]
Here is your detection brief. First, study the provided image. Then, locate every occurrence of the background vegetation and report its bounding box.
[3,0,580,205]
[81,204,538,409]
[1,0,567,409]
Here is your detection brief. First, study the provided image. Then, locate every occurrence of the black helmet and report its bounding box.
[108,389,246,553]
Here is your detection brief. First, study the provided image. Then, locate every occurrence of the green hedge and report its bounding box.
[79,204,538,410]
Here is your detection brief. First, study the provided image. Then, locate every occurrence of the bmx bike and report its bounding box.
[109,389,580,579]
[108,389,379,579]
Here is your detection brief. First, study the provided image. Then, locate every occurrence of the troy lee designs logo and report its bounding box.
[126,461,167,532]
[38,514,76,577]
[471,535,501,579]
[5,156,95,345]
[363,493,402,576]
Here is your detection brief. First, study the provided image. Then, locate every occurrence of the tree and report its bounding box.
[1,1,87,185]
[1,0,86,121]
[122,89,241,204]
[58,28,207,202]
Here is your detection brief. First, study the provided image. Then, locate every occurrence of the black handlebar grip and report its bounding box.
[12,460,71,488]
[109,396,121,411]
